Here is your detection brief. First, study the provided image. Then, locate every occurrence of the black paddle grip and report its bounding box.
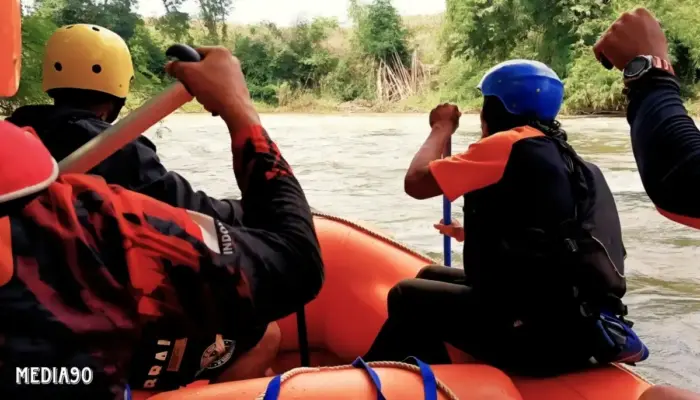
[165,44,218,116]
[165,44,201,63]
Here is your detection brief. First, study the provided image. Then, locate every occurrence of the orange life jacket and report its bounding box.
[0,217,12,286]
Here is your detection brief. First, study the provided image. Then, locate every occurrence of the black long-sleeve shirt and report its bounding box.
[627,76,700,228]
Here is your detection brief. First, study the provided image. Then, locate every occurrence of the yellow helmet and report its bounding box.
[42,24,134,99]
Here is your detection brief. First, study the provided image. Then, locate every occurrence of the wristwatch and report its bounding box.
[623,55,675,85]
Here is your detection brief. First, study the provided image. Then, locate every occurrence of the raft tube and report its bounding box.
[136,212,651,400]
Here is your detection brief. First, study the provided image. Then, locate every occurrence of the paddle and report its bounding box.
[58,44,201,175]
[442,139,452,267]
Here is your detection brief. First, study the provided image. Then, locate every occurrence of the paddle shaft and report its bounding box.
[442,139,452,267]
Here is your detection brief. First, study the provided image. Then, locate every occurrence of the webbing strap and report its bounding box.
[550,136,591,224]
[351,357,387,400]
[262,357,387,400]
[261,374,283,400]
[261,356,439,400]
[404,357,438,400]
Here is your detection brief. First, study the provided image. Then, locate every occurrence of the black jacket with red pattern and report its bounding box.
[0,125,323,398]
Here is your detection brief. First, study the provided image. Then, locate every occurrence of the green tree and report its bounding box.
[197,0,233,43]
[52,0,141,41]
[231,18,341,103]
[439,0,700,111]
[156,0,192,43]
[349,0,410,66]
[279,18,339,88]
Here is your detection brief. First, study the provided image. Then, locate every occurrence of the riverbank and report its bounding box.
[5,90,696,119]
[137,94,699,117]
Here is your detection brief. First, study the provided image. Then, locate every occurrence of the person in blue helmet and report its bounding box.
[363,60,648,376]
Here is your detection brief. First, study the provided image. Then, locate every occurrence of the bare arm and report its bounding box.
[405,125,453,199]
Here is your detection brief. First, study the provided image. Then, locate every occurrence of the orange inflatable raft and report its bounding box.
[137,212,652,400]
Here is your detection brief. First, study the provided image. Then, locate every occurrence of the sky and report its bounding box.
[137,0,446,26]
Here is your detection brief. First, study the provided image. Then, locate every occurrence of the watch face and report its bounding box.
[624,57,650,78]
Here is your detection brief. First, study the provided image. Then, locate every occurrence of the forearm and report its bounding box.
[151,51,323,328]
[405,126,452,199]
[409,128,451,172]
[120,123,323,330]
[222,122,323,318]
[227,123,314,233]
[627,76,700,222]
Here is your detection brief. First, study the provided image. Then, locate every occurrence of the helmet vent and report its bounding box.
[92,65,102,74]
[92,26,100,32]
[66,25,74,29]
[54,62,62,71]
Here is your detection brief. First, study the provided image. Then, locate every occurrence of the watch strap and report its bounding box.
[624,55,675,86]
[623,69,681,98]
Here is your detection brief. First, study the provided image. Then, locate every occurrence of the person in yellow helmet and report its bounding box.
[7,24,246,230]
[42,23,134,121]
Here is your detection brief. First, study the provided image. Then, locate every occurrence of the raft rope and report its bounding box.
[255,360,460,400]
[310,210,439,265]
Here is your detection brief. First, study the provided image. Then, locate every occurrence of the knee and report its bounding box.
[416,264,442,279]
[639,386,700,400]
[387,279,413,316]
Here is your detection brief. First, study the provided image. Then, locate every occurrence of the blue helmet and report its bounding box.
[477,59,564,121]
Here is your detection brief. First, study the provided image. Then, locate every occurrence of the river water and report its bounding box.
[148,113,700,391]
